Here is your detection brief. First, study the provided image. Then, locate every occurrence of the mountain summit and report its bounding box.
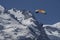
[0,5,50,40]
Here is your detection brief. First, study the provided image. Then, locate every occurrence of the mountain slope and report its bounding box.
[0,5,50,40]
[43,22,60,40]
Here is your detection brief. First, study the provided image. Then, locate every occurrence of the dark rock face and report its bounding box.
[0,25,4,30]
[36,24,50,40]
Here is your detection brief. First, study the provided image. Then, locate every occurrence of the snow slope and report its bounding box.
[43,22,60,40]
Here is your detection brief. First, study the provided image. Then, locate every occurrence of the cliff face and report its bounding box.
[0,5,50,40]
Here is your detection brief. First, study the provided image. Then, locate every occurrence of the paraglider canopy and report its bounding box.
[35,9,47,15]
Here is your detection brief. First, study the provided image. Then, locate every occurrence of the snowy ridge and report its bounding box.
[43,22,60,40]
[0,5,37,40]
[0,5,50,40]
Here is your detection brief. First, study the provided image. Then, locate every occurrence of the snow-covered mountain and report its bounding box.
[0,5,50,40]
[43,22,60,40]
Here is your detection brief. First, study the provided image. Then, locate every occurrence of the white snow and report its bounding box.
[0,5,37,40]
[43,22,60,38]
[0,5,5,13]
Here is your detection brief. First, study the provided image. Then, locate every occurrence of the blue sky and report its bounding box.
[0,0,60,24]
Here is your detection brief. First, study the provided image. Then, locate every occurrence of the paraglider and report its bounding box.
[35,9,47,15]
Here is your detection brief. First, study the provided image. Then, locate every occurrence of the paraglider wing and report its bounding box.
[35,9,47,15]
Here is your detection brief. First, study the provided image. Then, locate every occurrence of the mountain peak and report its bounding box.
[0,5,50,40]
[0,5,5,13]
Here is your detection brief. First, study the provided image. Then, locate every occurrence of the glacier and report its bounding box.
[0,5,60,40]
